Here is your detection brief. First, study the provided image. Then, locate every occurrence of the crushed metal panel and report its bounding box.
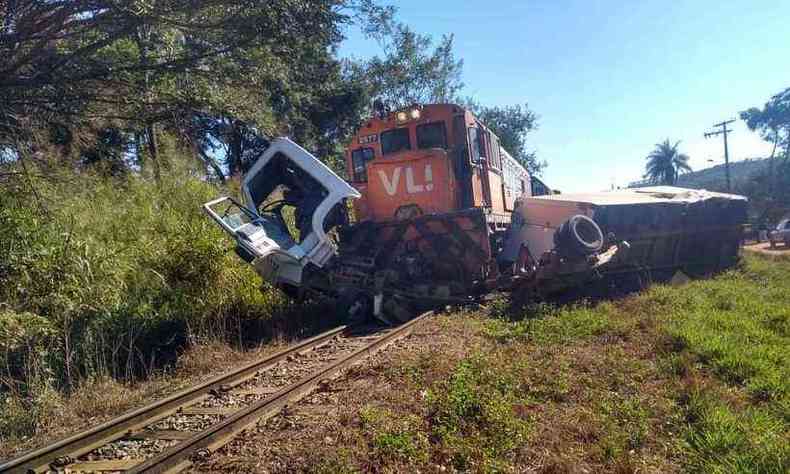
[241,138,360,268]
[204,138,360,289]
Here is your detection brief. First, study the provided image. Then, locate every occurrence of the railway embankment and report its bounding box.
[3,253,787,472]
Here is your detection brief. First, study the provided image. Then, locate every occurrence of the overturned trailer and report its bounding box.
[503,187,748,298]
[204,105,747,321]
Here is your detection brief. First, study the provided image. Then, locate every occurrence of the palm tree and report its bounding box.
[644,139,692,185]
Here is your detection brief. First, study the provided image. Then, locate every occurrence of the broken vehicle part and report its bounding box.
[204,138,360,289]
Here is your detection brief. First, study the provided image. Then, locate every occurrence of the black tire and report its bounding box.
[554,215,604,257]
[336,289,373,325]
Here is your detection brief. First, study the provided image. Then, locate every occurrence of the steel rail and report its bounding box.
[0,325,347,474]
[129,311,432,474]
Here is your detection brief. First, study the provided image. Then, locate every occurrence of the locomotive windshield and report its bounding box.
[381,128,411,155]
[351,147,375,181]
[416,122,447,149]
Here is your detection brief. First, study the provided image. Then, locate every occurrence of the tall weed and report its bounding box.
[0,159,299,437]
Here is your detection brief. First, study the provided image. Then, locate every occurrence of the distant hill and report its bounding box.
[677,158,770,191]
[629,157,770,192]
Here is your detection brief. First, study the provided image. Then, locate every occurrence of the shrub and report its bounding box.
[0,157,293,437]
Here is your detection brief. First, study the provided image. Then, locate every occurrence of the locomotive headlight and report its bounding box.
[409,108,421,120]
[396,111,408,122]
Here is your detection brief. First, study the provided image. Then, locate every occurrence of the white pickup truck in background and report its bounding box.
[769,218,790,248]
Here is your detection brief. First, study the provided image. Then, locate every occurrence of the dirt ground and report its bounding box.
[193,309,684,474]
[743,241,790,257]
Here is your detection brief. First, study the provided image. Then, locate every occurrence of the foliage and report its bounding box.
[740,86,790,161]
[735,160,790,222]
[467,101,545,175]
[740,86,790,220]
[644,139,692,185]
[353,22,464,110]
[0,152,295,414]
[0,0,388,178]
[676,158,768,191]
[1,0,542,181]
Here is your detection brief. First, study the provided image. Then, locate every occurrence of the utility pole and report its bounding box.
[704,119,735,192]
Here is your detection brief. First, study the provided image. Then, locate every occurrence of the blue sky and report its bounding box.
[340,0,790,192]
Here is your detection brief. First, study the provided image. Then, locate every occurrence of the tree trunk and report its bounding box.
[135,27,161,181]
[146,123,161,181]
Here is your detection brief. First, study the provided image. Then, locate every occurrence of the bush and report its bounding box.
[0,158,291,434]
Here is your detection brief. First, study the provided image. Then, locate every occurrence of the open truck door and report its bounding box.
[204,138,360,289]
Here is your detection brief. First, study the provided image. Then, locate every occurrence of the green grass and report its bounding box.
[340,255,789,472]
[648,256,790,473]
[359,407,430,465]
[426,353,531,471]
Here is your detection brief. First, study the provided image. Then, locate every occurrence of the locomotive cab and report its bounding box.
[346,104,531,224]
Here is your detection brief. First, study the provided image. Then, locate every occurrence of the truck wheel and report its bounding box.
[336,289,373,325]
[555,215,604,257]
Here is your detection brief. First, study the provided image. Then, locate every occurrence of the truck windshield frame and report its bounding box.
[416,122,447,150]
[381,128,411,155]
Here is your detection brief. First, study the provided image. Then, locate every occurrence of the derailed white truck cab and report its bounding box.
[203,138,360,289]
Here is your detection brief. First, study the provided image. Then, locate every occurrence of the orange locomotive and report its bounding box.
[332,104,533,305]
[345,103,530,222]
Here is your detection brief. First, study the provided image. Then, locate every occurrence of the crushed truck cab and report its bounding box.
[204,138,360,289]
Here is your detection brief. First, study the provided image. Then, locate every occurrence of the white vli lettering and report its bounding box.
[379,164,435,196]
[424,164,434,191]
[379,167,401,196]
[405,167,424,194]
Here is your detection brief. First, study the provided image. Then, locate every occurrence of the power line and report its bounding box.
[704,119,735,192]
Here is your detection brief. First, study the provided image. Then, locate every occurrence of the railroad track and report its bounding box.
[1,312,431,474]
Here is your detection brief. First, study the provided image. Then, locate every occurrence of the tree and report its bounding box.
[467,102,544,175]
[644,139,691,185]
[740,86,790,219]
[356,23,464,109]
[0,0,387,179]
[740,87,790,162]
